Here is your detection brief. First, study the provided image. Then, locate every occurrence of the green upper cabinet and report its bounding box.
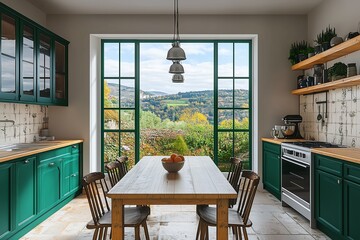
[262,141,281,200]
[0,3,69,106]
[0,8,19,100]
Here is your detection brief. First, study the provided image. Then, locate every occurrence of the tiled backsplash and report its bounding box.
[0,103,48,145]
[300,85,360,148]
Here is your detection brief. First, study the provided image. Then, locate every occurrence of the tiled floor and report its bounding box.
[21,189,330,240]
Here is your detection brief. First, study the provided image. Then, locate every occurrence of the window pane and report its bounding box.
[120,43,135,77]
[1,15,16,57]
[104,132,119,164]
[1,55,16,93]
[120,79,135,108]
[121,132,135,169]
[120,110,135,130]
[104,43,119,77]
[218,109,233,129]
[234,110,249,130]
[218,131,233,171]
[234,79,249,108]
[234,43,249,77]
[218,78,233,108]
[104,79,119,108]
[234,132,250,169]
[104,110,119,130]
[218,43,233,77]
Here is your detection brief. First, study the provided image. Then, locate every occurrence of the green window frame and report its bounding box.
[101,39,252,171]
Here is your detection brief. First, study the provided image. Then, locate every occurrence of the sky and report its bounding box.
[103,42,250,94]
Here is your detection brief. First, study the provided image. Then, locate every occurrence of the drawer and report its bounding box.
[38,147,71,162]
[315,154,343,177]
[263,142,281,155]
[344,162,360,185]
[70,144,79,154]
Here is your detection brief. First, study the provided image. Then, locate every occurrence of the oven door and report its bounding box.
[282,156,310,204]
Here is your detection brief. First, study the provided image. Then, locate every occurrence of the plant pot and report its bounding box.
[331,75,346,81]
[321,42,330,52]
[298,53,307,62]
[308,52,315,58]
[314,45,322,54]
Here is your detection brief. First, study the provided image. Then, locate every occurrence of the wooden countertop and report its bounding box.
[0,140,83,163]
[312,148,360,165]
[262,138,360,164]
[261,137,305,145]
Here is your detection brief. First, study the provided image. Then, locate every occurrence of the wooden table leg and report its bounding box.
[216,199,228,239]
[112,199,124,240]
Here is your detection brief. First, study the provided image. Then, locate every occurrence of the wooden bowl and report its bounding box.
[162,161,184,173]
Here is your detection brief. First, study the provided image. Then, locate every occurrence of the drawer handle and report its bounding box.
[71,174,77,177]
[337,179,341,184]
[24,160,30,164]
[72,145,77,149]
[49,162,55,167]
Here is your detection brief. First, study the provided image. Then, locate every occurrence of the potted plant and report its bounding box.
[314,31,324,54]
[322,25,337,51]
[328,62,347,81]
[288,41,309,65]
[307,46,315,58]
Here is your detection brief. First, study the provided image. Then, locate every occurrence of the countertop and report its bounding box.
[262,137,360,165]
[0,140,83,163]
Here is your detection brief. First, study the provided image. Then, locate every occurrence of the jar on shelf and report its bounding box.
[313,64,324,85]
[347,63,357,77]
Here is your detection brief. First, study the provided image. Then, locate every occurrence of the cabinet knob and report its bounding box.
[72,145,77,149]
[49,162,55,167]
[71,174,77,177]
[24,160,30,164]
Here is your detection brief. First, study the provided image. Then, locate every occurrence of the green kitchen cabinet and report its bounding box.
[0,3,69,106]
[262,141,281,200]
[37,157,62,214]
[315,169,343,239]
[15,157,36,229]
[0,163,14,239]
[62,154,80,197]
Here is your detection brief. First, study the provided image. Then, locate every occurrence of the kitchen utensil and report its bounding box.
[347,63,357,77]
[317,105,322,121]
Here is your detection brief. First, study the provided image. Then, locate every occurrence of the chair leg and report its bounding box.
[234,227,239,240]
[98,227,104,240]
[199,220,205,240]
[196,220,201,240]
[103,227,108,240]
[135,226,140,240]
[93,228,99,240]
[238,227,243,240]
[142,221,150,240]
[242,227,248,240]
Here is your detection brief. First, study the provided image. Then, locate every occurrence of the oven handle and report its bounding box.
[282,157,309,168]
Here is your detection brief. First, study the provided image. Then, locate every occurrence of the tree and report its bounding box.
[179,109,209,124]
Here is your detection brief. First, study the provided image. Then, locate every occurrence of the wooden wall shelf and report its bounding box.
[291,75,360,95]
[291,35,360,70]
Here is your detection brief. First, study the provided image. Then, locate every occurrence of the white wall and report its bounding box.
[46,14,306,175]
[302,0,360,146]
[0,0,46,26]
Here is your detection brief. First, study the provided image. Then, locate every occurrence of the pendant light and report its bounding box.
[167,0,186,82]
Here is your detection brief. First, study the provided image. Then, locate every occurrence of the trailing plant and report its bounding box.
[288,40,309,65]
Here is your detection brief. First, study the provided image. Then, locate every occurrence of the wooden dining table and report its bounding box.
[107,156,237,239]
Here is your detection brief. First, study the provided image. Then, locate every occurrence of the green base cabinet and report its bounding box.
[262,141,281,200]
[315,154,360,240]
[0,143,82,240]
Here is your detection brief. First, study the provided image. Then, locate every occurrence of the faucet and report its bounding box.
[0,119,15,125]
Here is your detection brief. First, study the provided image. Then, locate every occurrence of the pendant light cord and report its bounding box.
[176,0,180,42]
[173,0,176,42]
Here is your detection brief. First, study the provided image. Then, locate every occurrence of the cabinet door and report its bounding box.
[0,163,14,239]
[0,11,18,100]
[62,154,79,197]
[37,159,61,213]
[263,148,281,199]
[53,39,68,105]
[19,21,36,102]
[315,169,343,238]
[15,157,36,228]
[344,180,360,240]
[37,31,52,103]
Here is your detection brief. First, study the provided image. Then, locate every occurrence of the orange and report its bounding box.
[179,155,185,161]
[174,156,183,163]
[170,153,178,161]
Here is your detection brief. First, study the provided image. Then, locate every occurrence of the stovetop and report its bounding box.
[283,141,346,149]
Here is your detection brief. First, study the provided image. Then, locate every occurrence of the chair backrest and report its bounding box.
[105,156,128,188]
[236,170,260,223]
[82,172,110,225]
[227,157,243,207]
[116,156,128,177]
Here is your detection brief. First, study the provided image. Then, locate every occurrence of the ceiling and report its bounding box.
[26,0,324,15]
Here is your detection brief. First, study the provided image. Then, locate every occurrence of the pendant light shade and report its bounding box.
[167,42,186,61]
[172,74,184,83]
[169,61,184,74]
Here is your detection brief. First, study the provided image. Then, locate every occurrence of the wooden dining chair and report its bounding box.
[195,157,243,239]
[82,172,151,240]
[196,170,260,240]
[105,156,129,188]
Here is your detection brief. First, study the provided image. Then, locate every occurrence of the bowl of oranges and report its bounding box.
[161,154,185,173]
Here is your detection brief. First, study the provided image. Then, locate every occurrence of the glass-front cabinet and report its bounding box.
[0,3,69,106]
[0,10,18,100]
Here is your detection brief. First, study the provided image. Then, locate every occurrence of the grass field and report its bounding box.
[163,100,189,107]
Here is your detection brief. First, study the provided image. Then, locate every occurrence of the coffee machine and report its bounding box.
[281,115,303,139]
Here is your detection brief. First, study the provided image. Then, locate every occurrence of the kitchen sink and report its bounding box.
[0,143,51,152]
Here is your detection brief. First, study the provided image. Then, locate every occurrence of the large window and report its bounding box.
[102,40,252,171]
